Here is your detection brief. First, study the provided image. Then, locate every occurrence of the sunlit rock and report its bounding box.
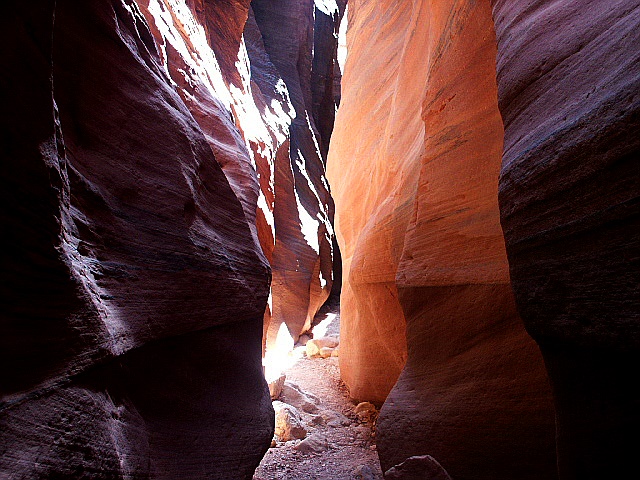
[281,381,321,414]
[354,402,377,423]
[273,401,307,442]
[306,336,339,358]
[328,0,557,478]
[294,432,329,453]
[252,0,344,351]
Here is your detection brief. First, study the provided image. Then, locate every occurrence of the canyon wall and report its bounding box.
[0,0,340,477]
[252,0,343,349]
[328,0,557,478]
[492,1,640,478]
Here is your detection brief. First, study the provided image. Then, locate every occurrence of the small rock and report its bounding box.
[323,410,351,427]
[297,334,311,346]
[306,336,339,357]
[268,373,286,400]
[282,381,321,413]
[331,347,339,357]
[354,425,371,440]
[273,401,307,442]
[384,455,452,480]
[294,432,329,453]
[353,464,376,480]
[270,437,277,448]
[354,402,377,422]
[319,346,336,358]
[309,414,325,426]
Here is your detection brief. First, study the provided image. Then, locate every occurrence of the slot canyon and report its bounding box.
[1,0,638,479]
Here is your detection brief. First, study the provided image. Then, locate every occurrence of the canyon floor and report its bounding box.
[254,301,384,480]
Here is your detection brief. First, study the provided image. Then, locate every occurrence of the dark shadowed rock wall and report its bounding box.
[1,0,344,476]
[492,1,640,478]
[1,1,274,478]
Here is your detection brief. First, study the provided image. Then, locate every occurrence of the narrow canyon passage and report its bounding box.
[1,1,639,479]
[255,300,384,480]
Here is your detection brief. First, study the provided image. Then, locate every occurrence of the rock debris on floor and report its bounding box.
[254,307,384,480]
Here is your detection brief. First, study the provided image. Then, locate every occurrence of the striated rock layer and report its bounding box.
[493,1,640,478]
[252,0,343,350]
[1,0,343,475]
[328,0,557,478]
[0,1,277,478]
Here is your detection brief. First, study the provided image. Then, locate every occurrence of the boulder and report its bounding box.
[354,402,377,423]
[323,410,351,428]
[273,401,307,442]
[281,381,321,413]
[268,373,287,400]
[384,455,452,480]
[353,464,377,480]
[306,336,340,358]
[294,432,329,454]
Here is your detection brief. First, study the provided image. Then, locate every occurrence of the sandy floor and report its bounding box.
[253,303,385,480]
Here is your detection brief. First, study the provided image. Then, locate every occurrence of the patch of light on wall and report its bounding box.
[338,4,348,74]
[315,0,339,16]
[313,312,337,339]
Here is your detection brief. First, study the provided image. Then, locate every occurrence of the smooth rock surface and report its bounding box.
[0,1,275,478]
[252,0,343,349]
[492,1,640,478]
[329,1,557,478]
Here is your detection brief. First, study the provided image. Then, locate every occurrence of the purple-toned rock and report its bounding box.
[384,455,452,480]
[1,1,272,478]
[492,1,640,478]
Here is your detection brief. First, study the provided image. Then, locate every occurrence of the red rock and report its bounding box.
[328,1,557,478]
[252,0,341,349]
[492,1,640,478]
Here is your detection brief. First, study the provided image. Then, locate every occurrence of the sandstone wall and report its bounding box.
[252,0,342,349]
[0,0,301,477]
[328,0,557,477]
[493,1,640,478]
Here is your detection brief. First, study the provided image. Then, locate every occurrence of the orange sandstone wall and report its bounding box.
[328,0,557,477]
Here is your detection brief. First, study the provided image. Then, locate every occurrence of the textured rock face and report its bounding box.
[0,1,274,478]
[493,1,640,478]
[252,0,343,349]
[1,0,343,475]
[328,0,557,478]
